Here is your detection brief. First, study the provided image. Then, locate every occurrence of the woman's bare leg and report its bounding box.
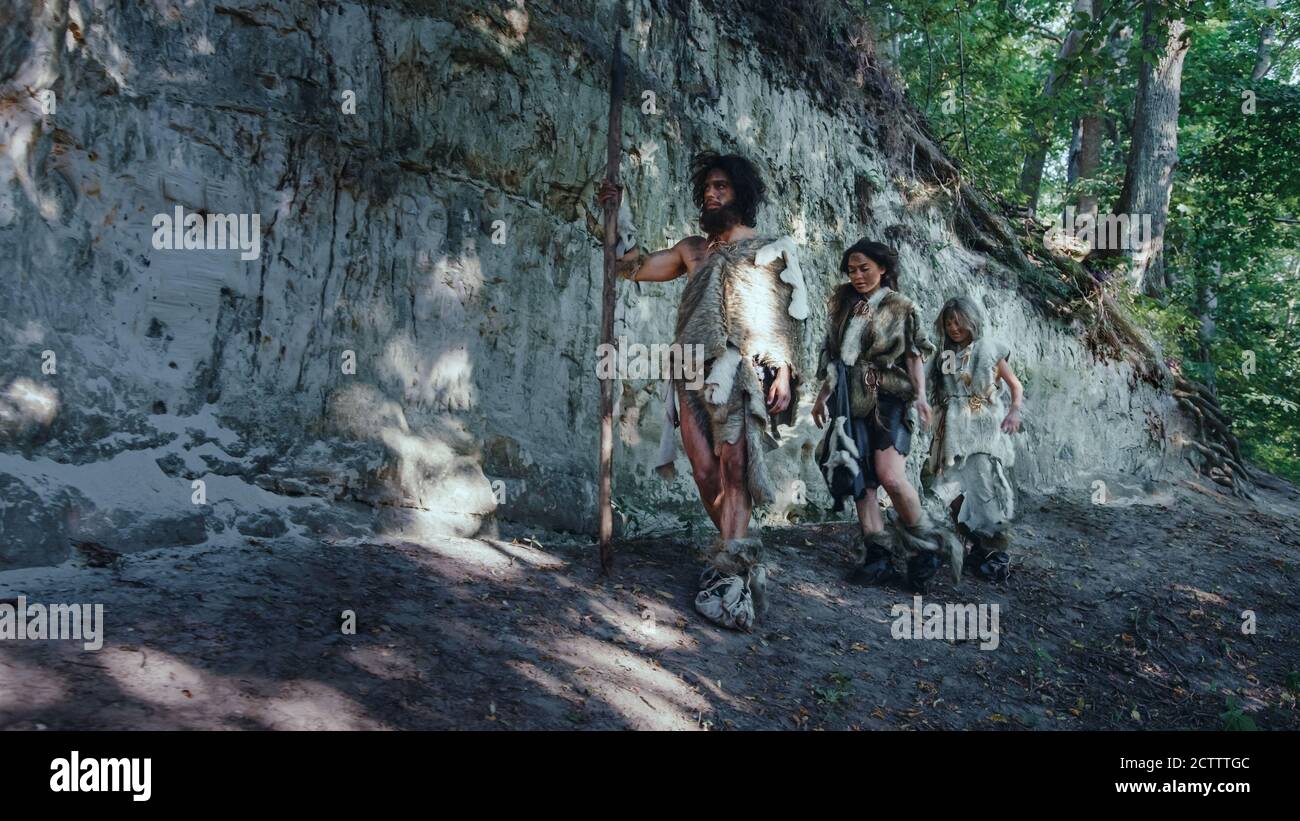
[855,489,884,536]
[873,447,922,527]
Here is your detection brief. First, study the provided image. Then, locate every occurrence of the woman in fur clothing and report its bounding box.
[924,296,1024,582]
[812,240,959,593]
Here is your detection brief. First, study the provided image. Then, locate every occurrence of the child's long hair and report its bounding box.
[927,296,984,404]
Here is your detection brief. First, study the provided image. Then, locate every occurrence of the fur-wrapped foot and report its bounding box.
[694,537,768,630]
[895,511,965,586]
[968,543,1011,582]
[974,551,1010,581]
[906,552,942,594]
[965,532,1012,582]
[846,532,901,587]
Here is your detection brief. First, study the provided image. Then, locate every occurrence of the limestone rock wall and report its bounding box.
[0,0,1188,569]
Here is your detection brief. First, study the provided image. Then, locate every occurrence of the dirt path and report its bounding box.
[3,474,1298,730]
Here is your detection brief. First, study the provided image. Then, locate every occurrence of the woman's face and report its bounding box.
[845,252,884,294]
[944,311,971,345]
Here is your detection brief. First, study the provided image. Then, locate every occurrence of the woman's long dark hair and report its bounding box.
[823,240,900,357]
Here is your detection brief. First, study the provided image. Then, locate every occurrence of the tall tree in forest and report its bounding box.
[1112,0,1191,298]
[1252,0,1279,81]
[876,0,1300,480]
[1018,0,1095,214]
[1067,6,1124,226]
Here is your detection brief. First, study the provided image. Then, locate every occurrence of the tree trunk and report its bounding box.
[1252,1,1276,82]
[1196,267,1219,398]
[1073,4,1110,224]
[1113,0,1190,298]
[1017,0,1094,215]
[1075,114,1103,220]
[1065,117,1083,188]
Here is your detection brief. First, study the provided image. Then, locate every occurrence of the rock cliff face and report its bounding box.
[0,0,1188,569]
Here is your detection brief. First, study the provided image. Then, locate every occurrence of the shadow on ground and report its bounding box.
[2,474,1299,730]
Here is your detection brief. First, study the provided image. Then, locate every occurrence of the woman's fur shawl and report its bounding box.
[824,289,934,399]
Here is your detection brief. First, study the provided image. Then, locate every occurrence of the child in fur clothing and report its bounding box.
[924,296,1024,581]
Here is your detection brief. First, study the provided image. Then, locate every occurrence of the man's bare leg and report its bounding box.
[716,416,752,540]
[677,389,724,531]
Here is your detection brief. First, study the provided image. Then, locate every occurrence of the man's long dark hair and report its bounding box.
[824,240,901,355]
[690,151,766,228]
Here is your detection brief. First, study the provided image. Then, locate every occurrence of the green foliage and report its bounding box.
[1219,696,1259,731]
[1286,671,1300,693]
[868,0,1300,482]
[813,672,855,706]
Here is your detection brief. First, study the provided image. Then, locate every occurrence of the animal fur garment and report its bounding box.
[933,453,1016,542]
[667,236,805,504]
[695,536,768,630]
[837,288,935,405]
[754,236,810,320]
[929,335,1016,473]
[675,235,803,381]
[853,530,895,567]
[824,446,860,482]
[823,415,861,487]
[831,415,861,458]
[815,358,871,511]
[654,378,679,480]
[696,568,756,630]
[704,347,743,405]
[892,509,965,584]
[702,534,766,577]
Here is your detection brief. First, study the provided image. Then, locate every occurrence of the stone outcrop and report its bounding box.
[0,0,1189,569]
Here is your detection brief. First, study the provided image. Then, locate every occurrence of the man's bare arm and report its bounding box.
[618,239,694,282]
[601,180,697,282]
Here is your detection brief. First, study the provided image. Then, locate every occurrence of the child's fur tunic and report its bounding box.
[930,336,1016,472]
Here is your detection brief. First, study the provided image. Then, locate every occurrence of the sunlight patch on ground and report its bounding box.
[0,654,67,710]
[256,681,386,730]
[477,538,569,570]
[548,635,710,730]
[507,659,575,701]
[417,536,543,580]
[578,593,693,653]
[100,646,217,708]
[99,644,383,729]
[346,643,422,682]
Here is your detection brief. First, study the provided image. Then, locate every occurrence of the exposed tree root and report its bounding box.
[1173,375,1254,499]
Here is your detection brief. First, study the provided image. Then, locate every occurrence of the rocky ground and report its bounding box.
[2,472,1298,731]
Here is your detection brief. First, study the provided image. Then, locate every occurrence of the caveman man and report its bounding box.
[600,152,808,630]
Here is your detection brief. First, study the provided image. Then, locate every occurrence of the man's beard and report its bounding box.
[700,203,743,237]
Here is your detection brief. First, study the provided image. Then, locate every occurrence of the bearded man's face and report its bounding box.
[699,168,742,236]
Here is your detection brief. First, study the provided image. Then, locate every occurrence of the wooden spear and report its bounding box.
[597,15,626,575]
